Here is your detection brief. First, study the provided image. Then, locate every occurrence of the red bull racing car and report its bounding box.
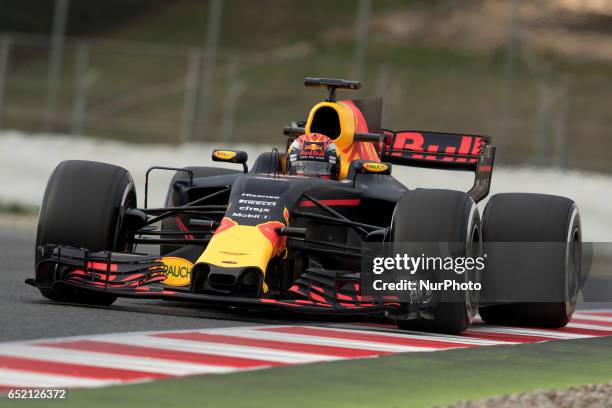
[28,78,582,334]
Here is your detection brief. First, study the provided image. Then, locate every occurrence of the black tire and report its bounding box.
[36,160,137,306]
[160,166,239,256]
[250,152,284,174]
[479,193,581,328]
[392,189,481,334]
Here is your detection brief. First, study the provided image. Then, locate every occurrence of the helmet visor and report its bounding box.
[289,160,334,177]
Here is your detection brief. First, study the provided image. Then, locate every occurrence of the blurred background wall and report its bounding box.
[0,0,610,171]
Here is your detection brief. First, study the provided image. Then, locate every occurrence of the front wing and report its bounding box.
[28,245,401,316]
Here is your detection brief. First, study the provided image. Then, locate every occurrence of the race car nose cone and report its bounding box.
[191,262,263,297]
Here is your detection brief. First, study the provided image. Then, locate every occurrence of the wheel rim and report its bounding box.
[465,223,481,321]
[114,181,137,252]
[564,208,581,320]
[464,203,480,322]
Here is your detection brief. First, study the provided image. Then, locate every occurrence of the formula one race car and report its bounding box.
[28,77,583,334]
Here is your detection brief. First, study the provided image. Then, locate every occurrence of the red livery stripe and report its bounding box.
[175,216,195,240]
[300,199,360,207]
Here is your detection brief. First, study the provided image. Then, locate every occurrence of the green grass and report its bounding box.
[5,336,612,408]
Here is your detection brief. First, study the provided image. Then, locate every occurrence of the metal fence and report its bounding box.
[0,30,610,173]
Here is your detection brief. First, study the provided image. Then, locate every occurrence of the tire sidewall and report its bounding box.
[391,189,481,333]
[35,160,136,305]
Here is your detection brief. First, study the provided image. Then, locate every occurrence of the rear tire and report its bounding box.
[392,189,481,334]
[36,160,136,306]
[479,193,581,328]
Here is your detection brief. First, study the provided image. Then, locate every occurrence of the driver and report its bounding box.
[287,133,339,179]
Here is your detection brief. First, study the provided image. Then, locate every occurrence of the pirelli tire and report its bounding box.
[392,189,481,334]
[479,193,582,328]
[160,166,240,256]
[35,160,137,306]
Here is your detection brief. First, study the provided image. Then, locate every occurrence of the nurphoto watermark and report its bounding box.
[361,242,612,304]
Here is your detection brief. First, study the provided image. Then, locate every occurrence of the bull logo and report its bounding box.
[305,143,323,151]
[302,142,325,157]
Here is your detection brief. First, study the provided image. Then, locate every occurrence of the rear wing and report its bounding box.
[283,125,495,203]
[378,130,495,203]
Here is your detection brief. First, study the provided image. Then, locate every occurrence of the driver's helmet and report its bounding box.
[287,133,339,179]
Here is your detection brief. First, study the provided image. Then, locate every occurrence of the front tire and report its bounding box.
[36,160,136,306]
[392,189,481,334]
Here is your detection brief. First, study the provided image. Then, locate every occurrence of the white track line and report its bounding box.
[285,325,514,346]
[468,326,590,339]
[565,322,612,331]
[573,313,612,323]
[0,369,120,388]
[325,324,514,346]
[100,334,339,364]
[211,327,440,353]
[336,325,514,345]
[0,345,237,376]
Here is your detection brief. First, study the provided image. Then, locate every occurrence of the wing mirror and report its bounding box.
[212,149,248,173]
[353,160,392,175]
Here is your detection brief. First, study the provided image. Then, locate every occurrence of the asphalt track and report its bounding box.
[2,219,611,343]
[0,221,318,342]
